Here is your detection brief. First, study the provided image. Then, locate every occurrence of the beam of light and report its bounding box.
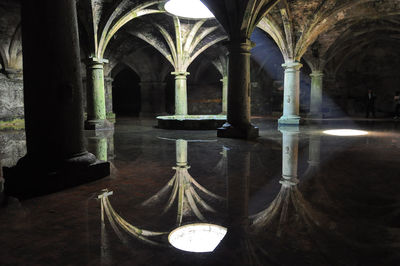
[164,0,214,19]
[323,129,369,136]
[168,223,227,252]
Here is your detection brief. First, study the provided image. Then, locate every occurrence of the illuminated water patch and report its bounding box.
[323,129,369,136]
[168,223,227,252]
[164,0,214,19]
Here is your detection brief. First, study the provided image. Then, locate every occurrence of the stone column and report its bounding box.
[278,61,303,125]
[85,58,113,130]
[220,76,228,115]
[308,71,324,118]
[4,0,109,199]
[172,72,189,116]
[280,127,299,184]
[218,39,259,139]
[139,82,154,118]
[153,82,167,115]
[104,76,115,121]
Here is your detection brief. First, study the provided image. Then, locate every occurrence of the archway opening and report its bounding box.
[112,67,141,117]
[188,55,221,115]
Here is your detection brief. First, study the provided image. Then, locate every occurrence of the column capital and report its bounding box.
[226,38,255,54]
[220,76,228,82]
[87,57,109,66]
[282,60,302,70]
[171,71,190,76]
[310,70,324,78]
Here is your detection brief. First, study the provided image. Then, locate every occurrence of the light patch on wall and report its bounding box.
[168,223,227,252]
[164,0,214,19]
[323,129,369,136]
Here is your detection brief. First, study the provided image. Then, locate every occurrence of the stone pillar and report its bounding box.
[85,57,113,130]
[221,76,228,115]
[278,61,303,125]
[176,139,188,167]
[3,0,109,199]
[280,127,299,184]
[308,71,324,118]
[104,76,115,121]
[153,82,167,115]
[172,72,189,116]
[139,82,154,118]
[218,39,259,139]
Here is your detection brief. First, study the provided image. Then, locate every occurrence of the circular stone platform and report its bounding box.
[157,115,227,130]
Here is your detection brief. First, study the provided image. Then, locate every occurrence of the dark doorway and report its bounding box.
[112,68,141,117]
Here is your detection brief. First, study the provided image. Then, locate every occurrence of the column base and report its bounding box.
[3,154,110,199]
[278,116,302,125]
[217,123,259,140]
[85,119,114,130]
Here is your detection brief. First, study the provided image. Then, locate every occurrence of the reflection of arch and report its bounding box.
[111,64,141,116]
[141,139,223,225]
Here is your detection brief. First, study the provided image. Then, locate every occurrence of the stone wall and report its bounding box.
[0,131,26,178]
[0,74,24,122]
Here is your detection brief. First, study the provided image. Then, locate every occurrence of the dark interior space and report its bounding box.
[112,68,141,117]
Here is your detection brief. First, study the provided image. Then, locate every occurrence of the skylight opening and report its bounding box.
[168,223,227,253]
[323,129,369,136]
[164,0,215,19]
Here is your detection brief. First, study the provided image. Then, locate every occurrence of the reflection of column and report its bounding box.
[107,133,115,160]
[308,135,321,167]
[308,71,324,118]
[279,61,303,125]
[176,139,188,167]
[221,76,228,115]
[86,130,114,162]
[85,58,113,130]
[88,137,108,162]
[280,127,299,183]
[218,39,259,139]
[226,148,250,233]
[172,72,189,116]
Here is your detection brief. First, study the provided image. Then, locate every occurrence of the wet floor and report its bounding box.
[0,118,400,265]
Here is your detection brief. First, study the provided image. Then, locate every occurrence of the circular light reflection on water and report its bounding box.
[168,223,227,253]
[164,0,214,19]
[323,129,369,136]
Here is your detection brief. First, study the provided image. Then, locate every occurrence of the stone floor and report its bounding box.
[0,117,400,265]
